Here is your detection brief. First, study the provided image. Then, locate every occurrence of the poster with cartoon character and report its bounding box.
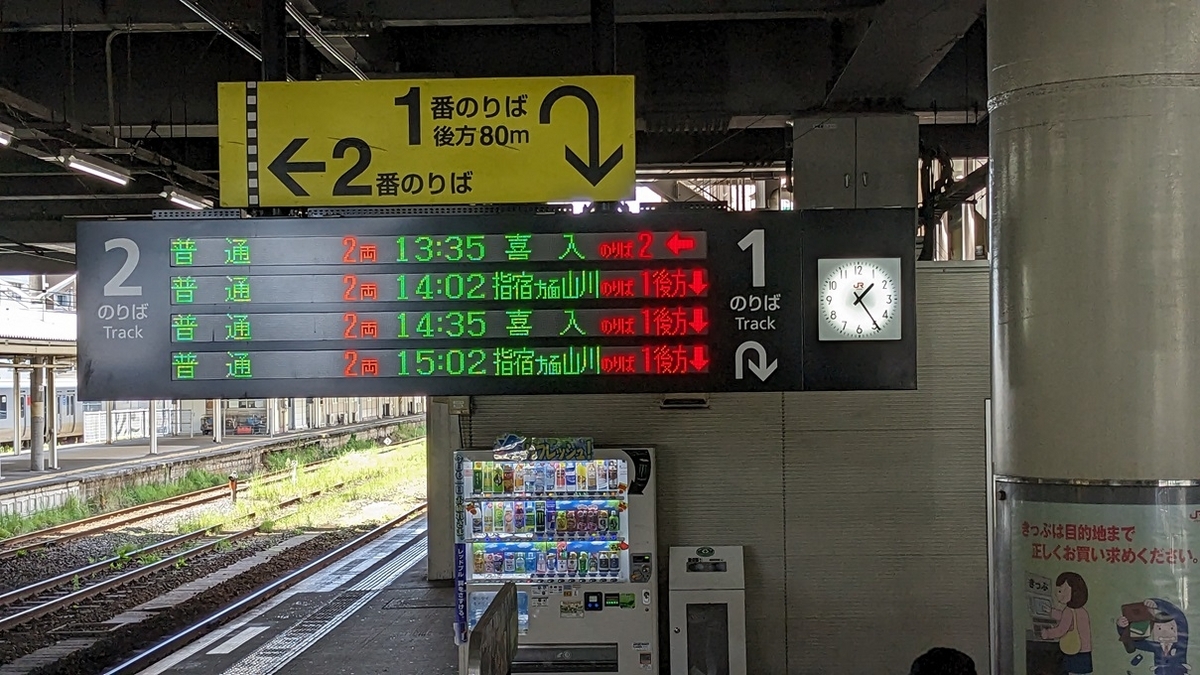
[1000,482,1199,675]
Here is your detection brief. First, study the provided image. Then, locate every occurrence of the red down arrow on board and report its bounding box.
[666,232,696,256]
[688,269,709,295]
[690,345,710,371]
[689,307,709,333]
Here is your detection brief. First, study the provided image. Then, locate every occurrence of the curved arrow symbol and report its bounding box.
[734,340,778,381]
[539,85,624,187]
[268,138,326,197]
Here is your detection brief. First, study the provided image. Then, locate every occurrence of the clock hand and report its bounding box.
[853,283,875,306]
[859,302,880,331]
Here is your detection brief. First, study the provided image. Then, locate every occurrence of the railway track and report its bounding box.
[104,503,428,675]
[0,438,422,560]
[0,503,428,674]
[0,477,422,635]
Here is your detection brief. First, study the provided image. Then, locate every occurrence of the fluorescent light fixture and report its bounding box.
[59,150,131,186]
[0,123,13,146]
[160,188,213,210]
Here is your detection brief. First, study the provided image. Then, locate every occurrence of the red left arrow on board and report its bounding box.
[690,345,710,372]
[666,232,696,256]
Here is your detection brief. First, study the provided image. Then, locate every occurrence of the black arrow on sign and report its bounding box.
[267,138,326,197]
[538,85,624,187]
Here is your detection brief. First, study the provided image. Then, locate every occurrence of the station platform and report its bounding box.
[0,417,420,502]
[136,517,454,675]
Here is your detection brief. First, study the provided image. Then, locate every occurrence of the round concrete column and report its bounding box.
[991,0,1200,480]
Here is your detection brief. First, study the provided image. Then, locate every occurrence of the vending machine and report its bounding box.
[454,439,658,673]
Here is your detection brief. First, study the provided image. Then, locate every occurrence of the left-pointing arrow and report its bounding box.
[267,138,326,197]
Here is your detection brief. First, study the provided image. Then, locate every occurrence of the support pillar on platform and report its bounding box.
[11,362,21,454]
[213,399,223,443]
[149,400,158,455]
[29,358,44,471]
[426,400,459,580]
[104,400,113,444]
[47,364,57,470]
[990,3,1200,673]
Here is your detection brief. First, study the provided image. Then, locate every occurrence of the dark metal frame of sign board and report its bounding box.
[77,208,915,400]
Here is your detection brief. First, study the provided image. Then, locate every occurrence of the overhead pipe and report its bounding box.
[175,0,295,81]
[285,2,368,80]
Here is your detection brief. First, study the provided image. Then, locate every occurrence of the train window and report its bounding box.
[0,394,6,420]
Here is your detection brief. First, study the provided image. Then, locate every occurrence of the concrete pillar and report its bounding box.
[11,364,21,453]
[426,400,459,580]
[992,1,1200,481]
[149,400,158,455]
[990,3,1200,673]
[268,398,279,435]
[29,359,44,471]
[104,400,113,444]
[213,398,223,443]
[46,365,57,469]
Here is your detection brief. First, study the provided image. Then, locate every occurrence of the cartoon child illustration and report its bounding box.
[1117,598,1190,675]
[1040,572,1093,674]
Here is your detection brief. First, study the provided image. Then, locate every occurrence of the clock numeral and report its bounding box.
[882,310,889,319]
[829,310,837,320]
[842,321,847,331]
[826,295,832,303]
[854,265,863,274]
[829,281,838,290]
[886,295,892,304]
[857,325,864,334]
[882,280,889,289]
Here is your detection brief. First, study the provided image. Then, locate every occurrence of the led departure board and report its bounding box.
[77,210,916,399]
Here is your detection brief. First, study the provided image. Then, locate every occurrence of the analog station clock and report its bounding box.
[817,257,902,341]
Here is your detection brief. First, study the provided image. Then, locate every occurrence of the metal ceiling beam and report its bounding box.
[288,0,370,79]
[0,86,218,191]
[175,0,297,81]
[0,249,75,275]
[825,0,985,103]
[0,221,78,245]
[0,1,874,32]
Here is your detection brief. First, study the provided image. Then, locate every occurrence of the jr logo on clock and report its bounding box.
[816,257,902,341]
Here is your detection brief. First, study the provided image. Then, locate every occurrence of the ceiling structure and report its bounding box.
[0,0,987,273]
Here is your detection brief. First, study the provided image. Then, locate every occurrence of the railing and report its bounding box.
[467,582,519,675]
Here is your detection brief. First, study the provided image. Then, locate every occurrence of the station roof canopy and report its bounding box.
[0,0,987,273]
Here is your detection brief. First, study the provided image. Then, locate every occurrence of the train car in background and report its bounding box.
[0,371,85,446]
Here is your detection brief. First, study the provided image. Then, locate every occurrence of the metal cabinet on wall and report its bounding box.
[792,115,917,210]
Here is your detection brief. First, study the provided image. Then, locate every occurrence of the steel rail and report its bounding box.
[102,503,428,675]
[0,526,260,632]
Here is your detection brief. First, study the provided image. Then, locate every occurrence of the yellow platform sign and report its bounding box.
[218,76,635,208]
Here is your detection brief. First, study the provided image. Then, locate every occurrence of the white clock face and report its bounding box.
[817,258,902,341]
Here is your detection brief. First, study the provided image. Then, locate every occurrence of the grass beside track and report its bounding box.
[0,469,225,540]
[0,426,426,542]
[178,439,427,533]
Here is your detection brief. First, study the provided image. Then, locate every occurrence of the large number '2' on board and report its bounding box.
[328,87,422,198]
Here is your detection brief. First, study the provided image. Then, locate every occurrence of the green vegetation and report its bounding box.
[179,438,426,534]
[100,469,225,510]
[263,424,425,471]
[0,427,426,544]
[0,496,91,540]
